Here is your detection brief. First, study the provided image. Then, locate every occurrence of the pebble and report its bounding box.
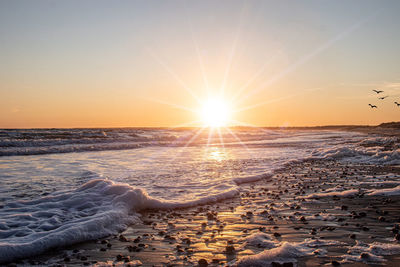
[198,258,208,266]
[226,245,235,254]
[331,260,341,266]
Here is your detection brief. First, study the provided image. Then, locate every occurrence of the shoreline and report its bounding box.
[6,159,400,266]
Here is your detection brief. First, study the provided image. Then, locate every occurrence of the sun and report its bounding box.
[199,97,231,127]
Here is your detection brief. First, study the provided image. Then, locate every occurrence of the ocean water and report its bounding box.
[0,128,399,262]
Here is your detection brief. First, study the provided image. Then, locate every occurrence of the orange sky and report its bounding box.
[1,1,399,128]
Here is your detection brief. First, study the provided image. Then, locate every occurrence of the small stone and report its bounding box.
[361,252,369,259]
[349,234,356,239]
[341,205,348,211]
[273,232,281,237]
[226,245,235,254]
[378,216,386,222]
[331,260,340,266]
[116,254,123,261]
[119,235,128,242]
[198,258,208,266]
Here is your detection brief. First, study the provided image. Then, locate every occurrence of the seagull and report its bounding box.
[373,90,384,94]
[368,104,377,108]
[395,102,400,106]
[378,96,388,100]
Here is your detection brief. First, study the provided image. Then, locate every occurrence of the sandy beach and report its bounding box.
[4,128,400,267]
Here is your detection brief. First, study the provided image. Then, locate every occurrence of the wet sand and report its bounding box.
[7,158,400,266]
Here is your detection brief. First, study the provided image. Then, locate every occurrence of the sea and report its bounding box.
[0,127,399,262]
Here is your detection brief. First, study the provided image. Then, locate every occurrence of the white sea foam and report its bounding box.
[238,237,344,266]
[233,173,273,185]
[0,179,238,263]
[311,136,400,165]
[92,260,143,266]
[304,189,359,199]
[243,233,276,249]
[342,241,400,263]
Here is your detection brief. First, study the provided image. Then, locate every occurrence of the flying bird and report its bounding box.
[378,96,388,100]
[395,102,400,106]
[373,90,384,94]
[368,104,377,108]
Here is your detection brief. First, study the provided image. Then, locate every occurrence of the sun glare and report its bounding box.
[200,98,231,127]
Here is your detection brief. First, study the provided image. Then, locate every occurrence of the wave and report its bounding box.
[310,136,400,165]
[0,179,238,263]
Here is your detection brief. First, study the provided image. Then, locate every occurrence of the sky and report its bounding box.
[0,0,399,128]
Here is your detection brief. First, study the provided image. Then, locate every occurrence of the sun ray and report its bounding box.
[235,11,381,106]
[166,127,206,163]
[234,87,322,113]
[184,2,210,93]
[216,127,225,149]
[145,47,201,104]
[229,32,303,104]
[144,97,196,113]
[229,49,283,104]
[206,127,214,147]
[220,1,247,96]
[224,126,252,153]
[231,119,277,136]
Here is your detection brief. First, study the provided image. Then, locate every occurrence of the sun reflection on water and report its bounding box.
[206,147,228,162]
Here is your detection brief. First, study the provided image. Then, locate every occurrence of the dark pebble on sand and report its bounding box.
[198,258,208,266]
[349,234,356,239]
[116,254,123,261]
[273,232,281,237]
[341,205,348,211]
[119,235,128,242]
[361,252,369,259]
[226,245,235,254]
[331,260,341,266]
[395,234,400,240]
[378,216,386,222]
[207,212,215,220]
